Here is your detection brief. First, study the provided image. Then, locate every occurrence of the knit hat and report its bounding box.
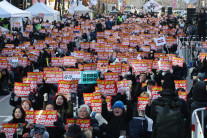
[193,81,207,102]
[113,100,124,110]
[65,124,82,137]
[162,72,175,90]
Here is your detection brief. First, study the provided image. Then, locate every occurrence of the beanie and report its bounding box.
[112,100,124,110]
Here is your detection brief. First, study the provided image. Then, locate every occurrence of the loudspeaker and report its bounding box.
[168,7,172,15]
[162,7,165,13]
[187,8,196,20]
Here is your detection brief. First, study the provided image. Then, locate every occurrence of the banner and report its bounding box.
[14,82,30,97]
[44,71,63,83]
[58,80,78,94]
[151,86,162,100]
[154,37,166,46]
[172,57,184,67]
[137,97,149,110]
[174,80,187,91]
[81,71,99,84]
[143,0,162,11]
[97,80,117,96]
[104,72,119,82]
[66,119,91,128]
[34,110,57,127]
[25,111,35,123]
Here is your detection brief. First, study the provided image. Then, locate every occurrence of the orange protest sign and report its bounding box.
[151,86,162,100]
[137,97,149,110]
[58,80,78,94]
[172,57,184,67]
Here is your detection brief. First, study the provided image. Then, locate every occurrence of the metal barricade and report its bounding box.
[191,107,207,138]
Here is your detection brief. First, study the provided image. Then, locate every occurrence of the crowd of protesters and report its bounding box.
[0,8,207,138]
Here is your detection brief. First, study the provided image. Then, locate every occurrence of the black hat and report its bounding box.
[65,124,82,137]
[193,81,207,102]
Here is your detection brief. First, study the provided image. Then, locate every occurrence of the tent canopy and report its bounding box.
[68,1,92,14]
[26,2,60,17]
[0,0,31,18]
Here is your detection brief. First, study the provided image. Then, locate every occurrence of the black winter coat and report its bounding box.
[101,100,133,138]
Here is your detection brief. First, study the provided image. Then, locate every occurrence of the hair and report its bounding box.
[147,80,156,86]
[54,95,68,109]
[12,106,26,119]
[140,92,150,97]
[21,100,32,110]
[78,104,91,115]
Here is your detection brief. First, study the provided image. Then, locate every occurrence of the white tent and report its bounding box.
[26,2,60,23]
[68,1,93,19]
[0,0,31,18]
[0,0,31,32]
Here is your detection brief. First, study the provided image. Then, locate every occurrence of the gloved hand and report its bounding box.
[11,92,16,99]
[29,92,35,103]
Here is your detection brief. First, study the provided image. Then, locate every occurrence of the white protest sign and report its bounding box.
[154,37,166,46]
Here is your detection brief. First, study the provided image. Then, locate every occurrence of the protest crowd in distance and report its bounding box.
[1,7,207,138]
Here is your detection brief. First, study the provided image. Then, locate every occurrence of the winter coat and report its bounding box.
[101,100,133,138]
[197,12,207,35]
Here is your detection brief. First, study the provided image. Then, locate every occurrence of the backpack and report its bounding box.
[152,96,185,138]
[129,117,148,138]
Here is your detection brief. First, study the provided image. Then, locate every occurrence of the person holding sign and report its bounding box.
[77,104,100,138]
[101,95,133,138]
[8,106,30,138]
[53,95,73,123]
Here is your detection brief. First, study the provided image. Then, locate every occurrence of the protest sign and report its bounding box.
[97,80,116,96]
[27,72,43,84]
[2,123,25,138]
[51,57,63,67]
[81,71,98,84]
[172,57,184,67]
[132,60,148,75]
[44,71,63,83]
[104,72,119,82]
[91,98,111,112]
[66,119,91,128]
[25,111,35,123]
[116,80,132,93]
[137,97,149,110]
[174,80,187,91]
[63,71,81,83]
[151,86,162,100]
[63,56,76,67]
[178,91,187,101]
[108,64,122,74]
[58,80,78,94]
[154,37,166,46]
[23,77,37,90]
[83,63,97,71]
[34,110,57,127]
[157,61,172,71]
[14,82,30,97]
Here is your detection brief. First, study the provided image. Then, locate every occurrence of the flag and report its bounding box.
[71,0,75,6]
[143,0,162,11]
[89,0,97,7]
[118,0,124,7]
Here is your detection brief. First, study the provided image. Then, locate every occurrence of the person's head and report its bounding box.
[55,95,65,106]
[33,124,48,138]
[193,81,207,102]
[54,95,68,109]
[139,73,147,83]
[147,80,156,91]
[21,100,32,111]
[162,72,175,90]
[65,124,83,138]
[112,100,124,117]
[45,103,54,110]
[201,8,205,14]
[12,106,25,120]
[78,104,90,119]
[140,92,150,97]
